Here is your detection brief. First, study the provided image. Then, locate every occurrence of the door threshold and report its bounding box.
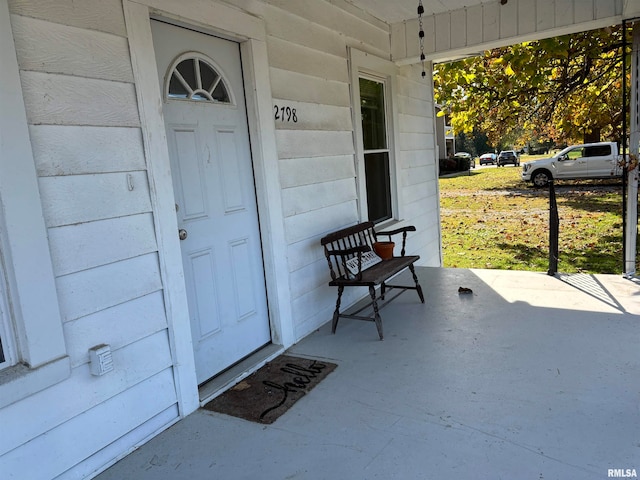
[198,343,284,406]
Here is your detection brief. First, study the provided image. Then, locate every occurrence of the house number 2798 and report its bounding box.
[274,105,298,123]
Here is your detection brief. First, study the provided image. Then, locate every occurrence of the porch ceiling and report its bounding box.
[344,0,486,24]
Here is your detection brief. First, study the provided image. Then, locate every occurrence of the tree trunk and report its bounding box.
[584,128,601,143]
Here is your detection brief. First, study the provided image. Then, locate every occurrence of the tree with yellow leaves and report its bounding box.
[434,25,629,148]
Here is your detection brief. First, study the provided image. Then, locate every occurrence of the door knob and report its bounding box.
[178,229,188,240]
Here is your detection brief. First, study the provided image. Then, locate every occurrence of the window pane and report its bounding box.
[176,59,197,90]
[212,82,230,103]
[168,57,231,104]
[586,145,611,157]
[360,78,387,150]
[199,60,219,92]
[567,149,582,160]
[364,152,392,223]
[168,73,190,99]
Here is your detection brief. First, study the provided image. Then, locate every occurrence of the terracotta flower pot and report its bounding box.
[373,241,395,260]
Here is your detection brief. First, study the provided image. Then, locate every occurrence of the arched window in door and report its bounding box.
[165,52,234,104]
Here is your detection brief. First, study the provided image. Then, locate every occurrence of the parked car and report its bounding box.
[479,152,497,165]
[497,150,520,167]
[521,141,624,187]
[454,152,474,169]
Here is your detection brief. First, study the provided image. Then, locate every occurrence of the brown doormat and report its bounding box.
[203,355,337,424]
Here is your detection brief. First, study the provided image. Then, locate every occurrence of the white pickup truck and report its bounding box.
[521,142,623,187]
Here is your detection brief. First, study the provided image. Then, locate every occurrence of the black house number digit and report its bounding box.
[274,104,298,123]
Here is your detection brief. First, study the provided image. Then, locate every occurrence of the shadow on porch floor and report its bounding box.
[96,267,640,480]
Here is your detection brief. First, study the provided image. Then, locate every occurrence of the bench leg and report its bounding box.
[409,264,425,303]
[380,282,386,300]
[369,285,383,340]
[331,285,344,334]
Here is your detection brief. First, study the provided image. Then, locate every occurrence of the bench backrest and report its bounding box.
[320,222,377,280]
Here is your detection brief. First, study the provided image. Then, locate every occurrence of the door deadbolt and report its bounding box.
[178,229,188,240]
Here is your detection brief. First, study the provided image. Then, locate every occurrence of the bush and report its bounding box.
[439,157,470,173]
[457,157,471,170]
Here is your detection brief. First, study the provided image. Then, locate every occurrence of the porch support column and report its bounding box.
[625,23,640,277]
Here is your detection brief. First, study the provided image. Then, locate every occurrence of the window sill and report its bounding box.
[0,356,71,409]
[375,218,404,231]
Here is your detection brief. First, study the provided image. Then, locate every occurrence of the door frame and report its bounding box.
[123,0,294,416]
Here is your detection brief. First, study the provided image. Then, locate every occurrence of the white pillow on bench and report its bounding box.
[344,251,381,278]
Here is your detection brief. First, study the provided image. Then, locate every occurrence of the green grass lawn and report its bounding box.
[439,157,626,273]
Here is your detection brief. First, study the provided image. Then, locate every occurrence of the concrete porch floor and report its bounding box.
[96,267,640,480]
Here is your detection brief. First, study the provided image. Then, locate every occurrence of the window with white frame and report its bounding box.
[359,76,392,223]
[350,49,399,225]
[166,53,233,104]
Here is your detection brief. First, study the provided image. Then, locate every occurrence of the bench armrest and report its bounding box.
[375,225,416,237]
[374,225,416,256]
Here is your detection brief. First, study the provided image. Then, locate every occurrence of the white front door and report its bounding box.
[151,20,270,384]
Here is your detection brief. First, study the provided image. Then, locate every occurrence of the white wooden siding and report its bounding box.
[272,101,352,131]
[1,367,176,479]
[11,15,134,82]
[396,64,440,266]
[268,37,349,83]
[276,130,354,159]
[401,149,433,169]
[241,0,442,338]
[56,253,163,322]
[434,13,452,52]
[2,1,178,477]
[291,284,343,338]
[21,71,140,127]
[8,0,127,36]
[399,132,435,150]
[396,93,432,117]
[0,331,172,457]
[39,172,151,227]
[262,3,348,58]
[264,0,390,56]
[286,237,326,273]
[289,258,333,301]
[518,1,537,33]
[31,125,146,176]
[403,179,435,206]
[284,201,359,245]
[270,68,351,106]
[63,291,168,368]
[48,213,158,276]
[393,0,625,63]
[400,163,434,187]
[279,155,356,188]
[282,179,357,218]
[399,113,434,135]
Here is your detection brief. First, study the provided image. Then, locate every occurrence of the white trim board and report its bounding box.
[0,0,70,408]
[348,47,402,223]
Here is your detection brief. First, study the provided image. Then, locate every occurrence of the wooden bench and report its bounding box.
[320,221,424,340]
